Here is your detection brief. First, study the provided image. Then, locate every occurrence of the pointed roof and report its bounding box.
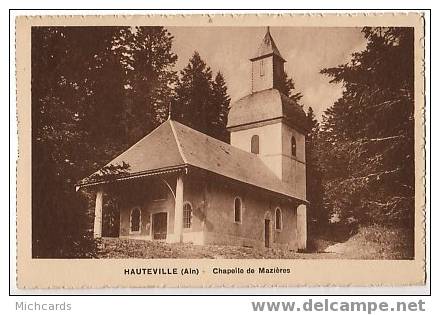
[78,120,305,201]
[250,27,285,62]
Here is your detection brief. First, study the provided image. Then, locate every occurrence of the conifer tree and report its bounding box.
[305,107,325,231]
[31,26,178,257]
[172,51,231,142]
[211,72,231,142]
[279,71,303,105]
[319,27,415,229]
[172,51,212,133]
[117,26,178,141]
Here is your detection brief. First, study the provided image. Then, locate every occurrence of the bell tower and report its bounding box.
[227,27,308,200]
[250,27,286,93]
[227,27,308,249]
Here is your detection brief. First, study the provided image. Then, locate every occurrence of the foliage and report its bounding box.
[32,27,233,257]
[31,27,124,258]
[114,27,178,140]
[31,27,178,257]
[305,107,326,232]
[279,71,303,105]
[84,162,131,184]
[171,51,231,142]
[323,224,414,259]
[211,72,232,142]
[318,27,415,229]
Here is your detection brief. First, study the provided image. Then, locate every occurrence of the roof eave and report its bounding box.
[227,116,284,131]
[250,53,286,62]
[75,164,188,191]
[187,166,308,205]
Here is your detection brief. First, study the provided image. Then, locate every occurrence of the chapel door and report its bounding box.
[152,212,167,240]
[264,219,270,248]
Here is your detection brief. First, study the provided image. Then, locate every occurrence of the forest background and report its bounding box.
[31,26,415,258]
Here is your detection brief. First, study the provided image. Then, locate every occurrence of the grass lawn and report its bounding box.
[97,238,340,259]
[97,225,413,259]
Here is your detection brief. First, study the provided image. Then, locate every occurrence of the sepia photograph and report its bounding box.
[16,13,426,288]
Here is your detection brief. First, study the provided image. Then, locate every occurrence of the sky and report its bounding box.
[167,27,367,120]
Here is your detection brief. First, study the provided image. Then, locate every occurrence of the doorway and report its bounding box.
[264,219,270,248]
[152,212,167,240]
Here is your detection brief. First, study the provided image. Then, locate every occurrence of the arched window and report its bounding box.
[183,202,192,229]
[251,135,259,154]
[234,197,242,223]
[291,136,297,157]
[275,207,282,231]
[130,207,141,233]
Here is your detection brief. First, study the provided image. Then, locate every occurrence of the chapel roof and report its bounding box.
[78,119,305,201]
[250,27,286,62]
[226,88,308,131]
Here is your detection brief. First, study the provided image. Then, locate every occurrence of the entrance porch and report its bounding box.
[92,170,204,244]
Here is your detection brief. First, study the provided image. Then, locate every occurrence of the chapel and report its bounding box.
[77,28,308,250]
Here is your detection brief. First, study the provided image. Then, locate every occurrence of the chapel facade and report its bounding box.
[77,28,308,250]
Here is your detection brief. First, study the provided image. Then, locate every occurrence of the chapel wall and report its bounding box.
[179,174,208,245]
[204,177,298,251]
[118,177,176,240]
[117,174,208,241]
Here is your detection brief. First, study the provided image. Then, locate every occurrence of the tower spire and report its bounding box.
[250,27,285,62]
[249,27,286,93]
